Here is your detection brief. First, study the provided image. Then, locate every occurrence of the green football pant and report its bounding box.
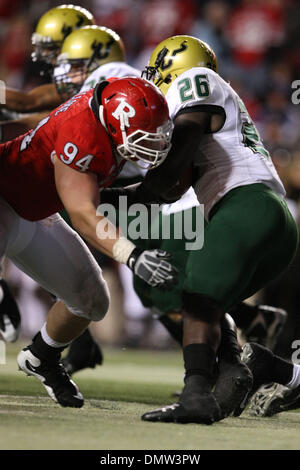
[134,184,298,314]
[184,184,298,312]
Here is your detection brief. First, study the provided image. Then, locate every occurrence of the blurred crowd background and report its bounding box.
[0,0,300,356]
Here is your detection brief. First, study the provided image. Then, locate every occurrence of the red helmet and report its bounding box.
[98,77,173,169]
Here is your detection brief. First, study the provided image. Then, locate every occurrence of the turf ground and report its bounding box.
[0,342,300,450]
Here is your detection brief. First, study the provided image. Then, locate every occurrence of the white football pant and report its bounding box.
[0,196,110,321]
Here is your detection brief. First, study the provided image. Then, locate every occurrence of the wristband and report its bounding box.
[126,247,143,270]
[112,237,136,265]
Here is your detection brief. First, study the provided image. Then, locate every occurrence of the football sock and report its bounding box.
[30,326,69,363]
[183,343,216,382]
[41,323,70,348]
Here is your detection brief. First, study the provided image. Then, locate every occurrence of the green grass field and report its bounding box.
[1,342,300,450]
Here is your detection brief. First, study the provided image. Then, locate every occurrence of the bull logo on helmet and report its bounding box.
[91,38,115,61]
[156,42,188,71]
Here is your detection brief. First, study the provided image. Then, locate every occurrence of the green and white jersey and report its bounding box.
[80,61,140,92]
[165,67,286,218]
[161,187,199,215]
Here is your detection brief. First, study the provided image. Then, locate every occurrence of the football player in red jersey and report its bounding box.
[0,5,95,342]
[0,77,176,407]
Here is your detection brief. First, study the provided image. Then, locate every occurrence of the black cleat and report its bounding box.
[17,347,84,408]
[0,279,21,342]
[142,403,182,423]
[249,382,300,417]
[233,342,275,416]
[142,375,221,424]
[244,305,287,350]
[241,342,275,391]
[61,329,103,376]
[213,360,253,418]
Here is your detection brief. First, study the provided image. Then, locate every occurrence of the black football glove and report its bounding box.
[127,248,178,289]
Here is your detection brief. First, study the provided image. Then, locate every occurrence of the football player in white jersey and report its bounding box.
[0,5,95,140]
[53,25,140,99]
[133,35,298,424]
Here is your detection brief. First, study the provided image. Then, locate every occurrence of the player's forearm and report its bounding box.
[53,156,132,259]
[70,209,134,261]
[142,115,208,198]
[4,89,38,112]
[70,207,178,289]
[4,85,61,112]
[100,182,164,206]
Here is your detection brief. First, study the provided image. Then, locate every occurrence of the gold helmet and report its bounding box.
[54,25,125,99]
[143,35,218,95]
[31,4,94,68]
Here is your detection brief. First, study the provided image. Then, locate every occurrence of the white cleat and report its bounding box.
[17,348,84,408]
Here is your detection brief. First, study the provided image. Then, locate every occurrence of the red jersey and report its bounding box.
[0,90,125,221]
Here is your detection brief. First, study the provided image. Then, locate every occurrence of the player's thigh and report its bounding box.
[237,203,298,304]
[183,184,298,311]
[150,216,194,313]
[7,213,110,321]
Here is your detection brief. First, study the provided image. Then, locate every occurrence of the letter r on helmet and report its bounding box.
[112,99,136,128]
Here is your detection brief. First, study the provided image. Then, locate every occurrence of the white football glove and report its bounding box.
[127,248,178,289]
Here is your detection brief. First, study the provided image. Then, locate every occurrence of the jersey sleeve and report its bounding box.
[166,67,226,120]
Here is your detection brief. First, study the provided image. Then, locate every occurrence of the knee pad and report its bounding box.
[88,290,110,322]
[65,281,110,322]
[182,291,223,323]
